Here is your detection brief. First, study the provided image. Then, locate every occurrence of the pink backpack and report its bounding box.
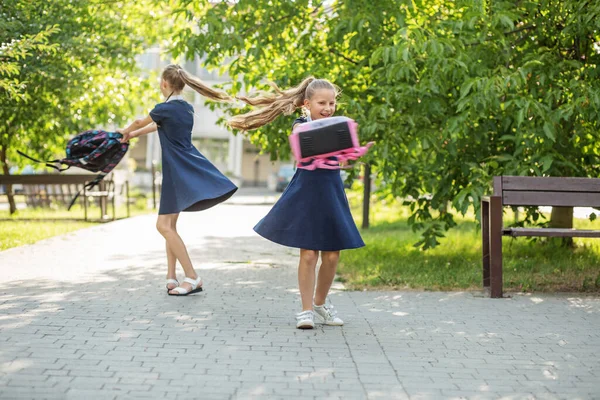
[289,116,372,170]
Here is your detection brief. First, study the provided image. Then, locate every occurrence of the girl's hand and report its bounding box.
[119,130,132,143]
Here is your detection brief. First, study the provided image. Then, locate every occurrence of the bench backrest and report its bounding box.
[494,176,600,207]
[0,174,103,185]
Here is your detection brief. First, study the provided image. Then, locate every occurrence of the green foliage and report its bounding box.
[368,0,600,248]
[0,0,166,169]
[0,23,60,101]
[171,0,600,249]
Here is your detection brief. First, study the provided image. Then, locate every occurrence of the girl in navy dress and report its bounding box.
[119,64,238,296]
[229,77,364,329]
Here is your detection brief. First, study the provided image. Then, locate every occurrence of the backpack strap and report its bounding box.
[17,150,70,172]
[67,173,106,211]
[296,143,374,170]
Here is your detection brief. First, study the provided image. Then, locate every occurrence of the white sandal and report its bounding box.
[168,276,203,296]
[166,279,179,292]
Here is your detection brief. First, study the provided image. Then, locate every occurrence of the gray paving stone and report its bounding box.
[1,388,70,400]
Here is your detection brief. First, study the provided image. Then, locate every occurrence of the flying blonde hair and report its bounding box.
[228,77,340,131]
[162,64,232,102]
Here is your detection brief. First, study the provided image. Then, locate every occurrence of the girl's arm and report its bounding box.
[130,123,157,138]
[118,115,155,142]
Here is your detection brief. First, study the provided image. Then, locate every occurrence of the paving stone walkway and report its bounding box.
[0,203,598,399]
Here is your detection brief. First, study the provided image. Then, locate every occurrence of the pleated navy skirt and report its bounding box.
[254,168,364,251]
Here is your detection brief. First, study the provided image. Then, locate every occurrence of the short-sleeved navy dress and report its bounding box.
[150,97,237,215]
[253,117,365,251]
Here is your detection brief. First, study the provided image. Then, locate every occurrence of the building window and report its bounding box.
[192,138,230,174]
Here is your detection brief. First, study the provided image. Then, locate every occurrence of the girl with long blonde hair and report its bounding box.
[230,77,365,329]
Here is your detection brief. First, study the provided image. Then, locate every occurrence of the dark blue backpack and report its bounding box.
[18,130,129,209]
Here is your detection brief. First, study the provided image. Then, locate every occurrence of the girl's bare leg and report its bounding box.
[156,214,200,293]
[297,249,319,311]
[165,215,179,290]
[314,250,340,306]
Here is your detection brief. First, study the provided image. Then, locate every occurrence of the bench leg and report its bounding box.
[99,181,107,220]
[84,185,88,222]
[489,196,503,298]
[481,199,490,288]
[126,181,130,218]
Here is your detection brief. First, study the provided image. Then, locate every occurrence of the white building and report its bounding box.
[131,48,284,188]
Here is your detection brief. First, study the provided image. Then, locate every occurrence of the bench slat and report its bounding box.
[0,174,100,185]
[501,176,600,192]
[503,228,600,238]
[503,191,600,207]
[86,191,112,197]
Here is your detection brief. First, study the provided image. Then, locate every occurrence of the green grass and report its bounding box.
[0,202,152,220]
[340,192,600,293]
[0,219,96,251]
[0,199,154,251]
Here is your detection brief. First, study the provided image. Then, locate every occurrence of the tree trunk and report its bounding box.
[549,206,574,247]
[0,145,17,214]
[362,163,371,229]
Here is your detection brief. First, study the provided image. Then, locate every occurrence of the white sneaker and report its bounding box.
[314,303,344,326]
[296,310,315,329]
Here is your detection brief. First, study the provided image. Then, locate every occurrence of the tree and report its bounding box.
[368,0,600,247]
[0,0,167,213]
[0,15,59,212]
[170,0,600,248]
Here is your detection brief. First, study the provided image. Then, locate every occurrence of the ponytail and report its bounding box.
[178,69,232,102]
[161,64,232,103]
[228,77,318,131]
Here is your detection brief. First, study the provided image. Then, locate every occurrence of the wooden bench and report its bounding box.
[481,176,600,298]
[0,174,130,221]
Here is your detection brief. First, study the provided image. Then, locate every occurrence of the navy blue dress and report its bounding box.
[150,98,237,215]
[253,117,365,251]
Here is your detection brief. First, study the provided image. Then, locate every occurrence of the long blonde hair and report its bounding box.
[228,77,339,131]
[162,64,232,102]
